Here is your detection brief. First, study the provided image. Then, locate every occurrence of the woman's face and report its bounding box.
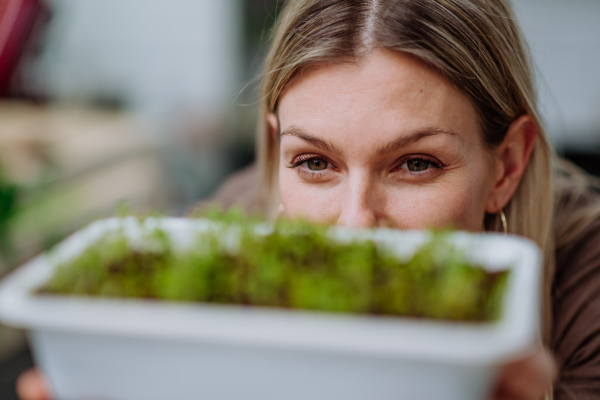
[274,50,500,230]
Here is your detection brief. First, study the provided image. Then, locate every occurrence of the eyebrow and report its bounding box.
[280,125,459,155]
[280,125,341,153]
[375,128,459,155]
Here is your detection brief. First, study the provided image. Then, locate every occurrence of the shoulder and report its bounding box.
[190,164,261,215]
[554,218,600,295]
[552,180,600,399]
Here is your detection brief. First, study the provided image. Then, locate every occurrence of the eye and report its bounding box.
[393,156,443,176]
[306,158,328,171]
[288,155,336,181]
[405,158,431,172]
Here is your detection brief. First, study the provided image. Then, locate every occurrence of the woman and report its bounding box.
[18,0,600,399]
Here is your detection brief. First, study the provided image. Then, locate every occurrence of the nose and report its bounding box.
[336,174,379,228]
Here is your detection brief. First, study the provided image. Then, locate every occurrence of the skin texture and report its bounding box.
[272,50,537,231]
[17,49,551,400]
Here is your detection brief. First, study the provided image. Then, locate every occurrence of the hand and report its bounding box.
[492,347,556,400]
[16,369,49,400]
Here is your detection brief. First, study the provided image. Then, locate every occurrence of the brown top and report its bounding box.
[201,165,600,399]
[553,182,600,399]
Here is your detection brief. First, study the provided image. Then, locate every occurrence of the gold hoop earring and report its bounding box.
[499,209,508,235]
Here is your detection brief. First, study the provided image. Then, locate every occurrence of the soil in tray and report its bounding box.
[39,215,510,322]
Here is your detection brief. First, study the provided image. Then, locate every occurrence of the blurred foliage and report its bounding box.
[0,168,18,257]
[43,211,510,322]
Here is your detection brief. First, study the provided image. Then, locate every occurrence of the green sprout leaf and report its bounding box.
[41,211,510,322]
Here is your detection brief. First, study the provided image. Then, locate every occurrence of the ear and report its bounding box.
[267,113,279,141]
[486,114,538,213]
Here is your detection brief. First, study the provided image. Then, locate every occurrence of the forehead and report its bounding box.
[277,50,481,149]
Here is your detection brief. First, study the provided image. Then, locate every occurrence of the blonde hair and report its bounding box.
[254,0,596,344]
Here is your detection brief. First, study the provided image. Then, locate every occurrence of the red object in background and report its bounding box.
[0,0,41,96]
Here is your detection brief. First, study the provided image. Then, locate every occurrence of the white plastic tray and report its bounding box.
[0,218,542,400]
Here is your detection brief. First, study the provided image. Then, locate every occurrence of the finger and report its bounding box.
[16,368,50,400]
[493,348,556,400]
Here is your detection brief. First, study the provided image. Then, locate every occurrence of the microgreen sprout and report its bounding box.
[41,210,510,322]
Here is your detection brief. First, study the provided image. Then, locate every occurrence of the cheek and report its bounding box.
[279,167,341,224]
[386,161,494,231]
[386,182,487,231]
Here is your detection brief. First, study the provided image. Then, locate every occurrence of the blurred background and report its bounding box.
[0,0,598,397]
